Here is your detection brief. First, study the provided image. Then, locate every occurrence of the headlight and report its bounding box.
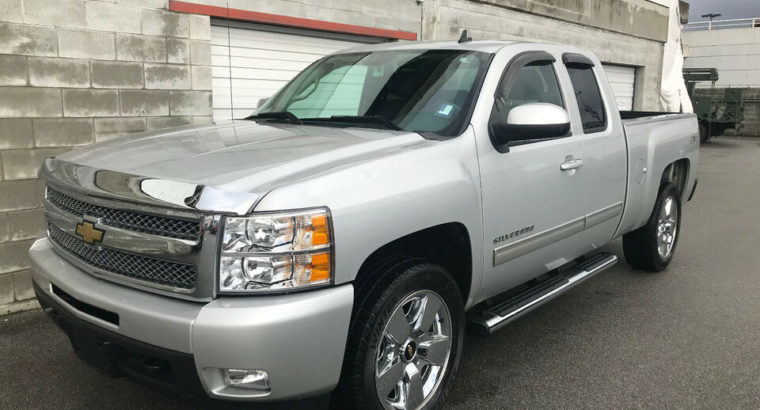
[219,208,332,293]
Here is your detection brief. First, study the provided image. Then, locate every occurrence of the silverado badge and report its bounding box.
[75,221,104,245]
[493,225,535,245]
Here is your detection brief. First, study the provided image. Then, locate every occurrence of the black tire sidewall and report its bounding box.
[699,123,708,143]
[352,263,464,410]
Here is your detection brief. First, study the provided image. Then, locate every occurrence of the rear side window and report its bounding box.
[566,65,607,133]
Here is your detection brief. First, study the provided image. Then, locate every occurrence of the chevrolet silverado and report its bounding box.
[30,39,699,409]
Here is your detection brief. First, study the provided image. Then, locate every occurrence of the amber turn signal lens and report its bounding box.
[309,252,330,282]
[310,215,329,246]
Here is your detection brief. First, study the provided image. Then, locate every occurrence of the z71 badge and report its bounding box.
[493,225,534,245]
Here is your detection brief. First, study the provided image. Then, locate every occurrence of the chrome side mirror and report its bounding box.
[491,103,571,151]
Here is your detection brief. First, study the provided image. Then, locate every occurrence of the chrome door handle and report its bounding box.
[560,159,584,171]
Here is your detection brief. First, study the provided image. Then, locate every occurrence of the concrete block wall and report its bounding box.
[0,0,213,312]
[470,0,669,42]
[196,0,423,36]
[423,0,666,111]
[190,0,666,111]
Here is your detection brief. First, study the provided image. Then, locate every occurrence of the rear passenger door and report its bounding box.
[561,54,627,246]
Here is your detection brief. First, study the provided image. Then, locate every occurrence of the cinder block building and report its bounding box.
[0,0,673,312]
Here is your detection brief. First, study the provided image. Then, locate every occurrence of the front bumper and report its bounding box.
[29,238,354,401]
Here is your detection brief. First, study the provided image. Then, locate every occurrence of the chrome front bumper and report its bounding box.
[29,238,354,401]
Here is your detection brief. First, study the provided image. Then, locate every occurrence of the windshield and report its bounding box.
[254,49,491,137]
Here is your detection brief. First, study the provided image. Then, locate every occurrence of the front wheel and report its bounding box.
[338,259,464,410]
[623,183,682,271]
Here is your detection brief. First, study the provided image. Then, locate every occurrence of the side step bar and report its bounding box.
[467,252,618,336]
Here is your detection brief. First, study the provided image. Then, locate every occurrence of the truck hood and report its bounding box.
[58,120,429,195]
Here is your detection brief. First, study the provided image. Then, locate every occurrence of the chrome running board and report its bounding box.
[468,252,618,336]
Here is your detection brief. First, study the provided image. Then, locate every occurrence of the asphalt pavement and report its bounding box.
[1,137,759,409]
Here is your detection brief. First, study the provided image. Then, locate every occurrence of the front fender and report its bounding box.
[253,128,484,307]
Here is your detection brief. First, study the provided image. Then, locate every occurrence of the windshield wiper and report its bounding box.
[245,111,302,124]
[302,115,402,131]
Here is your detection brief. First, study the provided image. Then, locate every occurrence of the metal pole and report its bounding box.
[702,13,721,31]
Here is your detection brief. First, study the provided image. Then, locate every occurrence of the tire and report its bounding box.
[334,258,464,410]
[623,183,681,272]
[698,122,709,144]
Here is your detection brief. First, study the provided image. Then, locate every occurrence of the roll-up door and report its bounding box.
[211,20,380,120]
[602,64,636,111]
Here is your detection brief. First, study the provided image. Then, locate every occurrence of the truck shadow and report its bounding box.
[442,242,657,409]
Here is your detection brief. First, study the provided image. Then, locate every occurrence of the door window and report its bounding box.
[491,62,564,124]
[566,65,607,133]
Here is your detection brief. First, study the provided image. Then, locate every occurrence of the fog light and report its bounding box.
[224,369,270,391]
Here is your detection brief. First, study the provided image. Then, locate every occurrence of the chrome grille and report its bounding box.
[47,223,197,290]
[47,188,201,240]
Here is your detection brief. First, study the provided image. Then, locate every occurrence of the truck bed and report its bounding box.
[616,112,699,238]
[620,110,679,120]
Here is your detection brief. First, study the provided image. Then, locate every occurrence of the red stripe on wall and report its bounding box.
[169,0,418,41]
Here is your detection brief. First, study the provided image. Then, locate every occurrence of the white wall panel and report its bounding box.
[683,27,760,88]
[211,23,374,120]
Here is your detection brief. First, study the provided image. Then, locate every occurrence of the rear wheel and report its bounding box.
[623,183,681,271]
[337,259,464,410]
[698,122,709,143]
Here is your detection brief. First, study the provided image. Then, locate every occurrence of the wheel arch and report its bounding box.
[353,222,474,307]
[660,158,690,199]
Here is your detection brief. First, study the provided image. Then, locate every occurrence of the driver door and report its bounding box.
[476,51,589,299]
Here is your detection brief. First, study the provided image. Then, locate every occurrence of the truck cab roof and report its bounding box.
[338,39,519,55]
[336,40,601,66]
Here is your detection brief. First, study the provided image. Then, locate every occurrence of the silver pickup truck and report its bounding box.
[30,39,698,409]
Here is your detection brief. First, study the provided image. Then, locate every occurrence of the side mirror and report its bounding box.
[256,97,270,108]
[491,103,571,150]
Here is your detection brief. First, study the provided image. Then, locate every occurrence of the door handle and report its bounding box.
[560,158,584,171]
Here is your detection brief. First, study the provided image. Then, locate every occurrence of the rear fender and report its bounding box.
[615,115,699,237]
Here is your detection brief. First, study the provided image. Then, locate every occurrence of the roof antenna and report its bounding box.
[458,29,472,43]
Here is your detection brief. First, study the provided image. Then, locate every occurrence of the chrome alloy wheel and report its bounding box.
[656,196,678,259]
[375,290,452,410]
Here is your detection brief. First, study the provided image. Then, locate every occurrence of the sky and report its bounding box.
[685,0,760,21]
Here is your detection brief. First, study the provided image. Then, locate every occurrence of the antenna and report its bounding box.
[458,29,472,43]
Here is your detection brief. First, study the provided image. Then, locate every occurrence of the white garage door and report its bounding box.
[602,64,636,111]
[211,21,380,120]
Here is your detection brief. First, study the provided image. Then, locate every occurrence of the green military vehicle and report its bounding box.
[683,68,746,143]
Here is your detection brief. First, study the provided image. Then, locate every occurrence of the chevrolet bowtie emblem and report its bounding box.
[75,221,104,245]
